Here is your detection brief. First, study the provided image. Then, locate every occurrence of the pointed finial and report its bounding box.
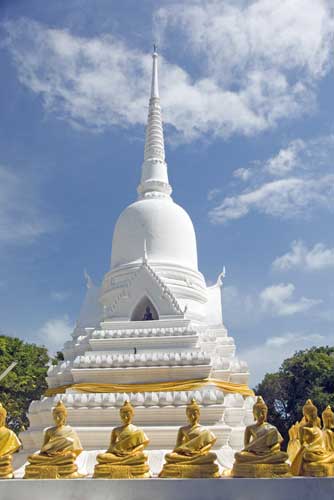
[303,399,317,417]
[153,43,158,54]
[187,398,200,411]
[253,396,268,411]
[151,45,159,99]
[143,239,148,264]
[120,400,134,414]
[53,400,67,415]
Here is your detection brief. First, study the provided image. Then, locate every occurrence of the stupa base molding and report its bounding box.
[232,463,291,478]
[303,463,334,477]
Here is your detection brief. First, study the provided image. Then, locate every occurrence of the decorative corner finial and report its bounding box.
[216,266,226,287]
[84,269,94,289]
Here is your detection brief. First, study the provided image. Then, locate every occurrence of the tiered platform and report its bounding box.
[0,478,333,500]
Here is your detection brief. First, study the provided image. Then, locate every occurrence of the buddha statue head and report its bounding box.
[186,398,200,426]
[322,405,334,430]
[302,399,318,425]
[0,403,7,427]
[52,401,68,427]
[120,400,134,425]
[253,396,268,424]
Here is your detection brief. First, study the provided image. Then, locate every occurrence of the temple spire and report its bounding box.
[137,47,172,199]
[151,45,159,98]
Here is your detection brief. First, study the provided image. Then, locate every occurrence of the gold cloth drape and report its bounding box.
[45,378,254,397]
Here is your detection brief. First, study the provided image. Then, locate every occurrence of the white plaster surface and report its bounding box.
[0,478,334,500]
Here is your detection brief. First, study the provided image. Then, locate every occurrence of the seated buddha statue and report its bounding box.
[232,396,290,478]
[0,402,21,479]
[322,406,334,452]
[159,398,219,478]
[93,400,150,479]
[291,399,334,477]
[24,401,83,479]
[287,421,301,463]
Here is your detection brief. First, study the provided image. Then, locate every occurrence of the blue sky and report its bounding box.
[0,0,334,385]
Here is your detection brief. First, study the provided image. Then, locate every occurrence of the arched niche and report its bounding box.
[131,296,159,321]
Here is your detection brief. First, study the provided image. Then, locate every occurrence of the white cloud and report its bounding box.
[0,165,49,244]
[259,283,321,316]
[51,291,71,302]
[240,331,333,385]
[4,2,334,141]
[265,139,305,176]
[37,316,73,353]
[233,168,252,181]
[209,175,334,223]
[273,240,334,271]
[207,188,221,201]
[209,134,334,223]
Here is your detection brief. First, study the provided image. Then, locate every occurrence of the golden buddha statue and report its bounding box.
[232,396,290,478]
[93,400,150,479]
[322,406,334,452]
[0,403,21,479]
[24,401,83,479]
[291,399,334,477]
[159,398,219,478]
[287,421,301,463]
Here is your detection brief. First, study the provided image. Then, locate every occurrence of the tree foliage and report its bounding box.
[255,346,334,446]
[0,335,51,434]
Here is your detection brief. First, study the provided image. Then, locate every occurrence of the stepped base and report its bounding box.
[24,463,84,480]
[232,462,291,478]
[93,463,150,479]
[159,463,220,478]
[303,463,334,477]
[1,478,334,500]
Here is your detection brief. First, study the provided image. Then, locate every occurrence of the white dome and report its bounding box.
[111,198,198,270]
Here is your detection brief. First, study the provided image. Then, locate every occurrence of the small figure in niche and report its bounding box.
[143,306,153,321]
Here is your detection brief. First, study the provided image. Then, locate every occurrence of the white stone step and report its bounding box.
[89,334,198,351]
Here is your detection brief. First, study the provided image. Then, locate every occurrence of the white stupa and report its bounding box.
[19,49,255,475]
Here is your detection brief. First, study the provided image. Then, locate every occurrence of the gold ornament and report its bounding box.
[93,400,150,479]
[159,398,219,478]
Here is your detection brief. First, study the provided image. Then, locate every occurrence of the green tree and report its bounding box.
[255,346,334,446]
[0,335,51,433]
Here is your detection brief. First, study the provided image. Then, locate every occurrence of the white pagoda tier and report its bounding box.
[19,49,255,474]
